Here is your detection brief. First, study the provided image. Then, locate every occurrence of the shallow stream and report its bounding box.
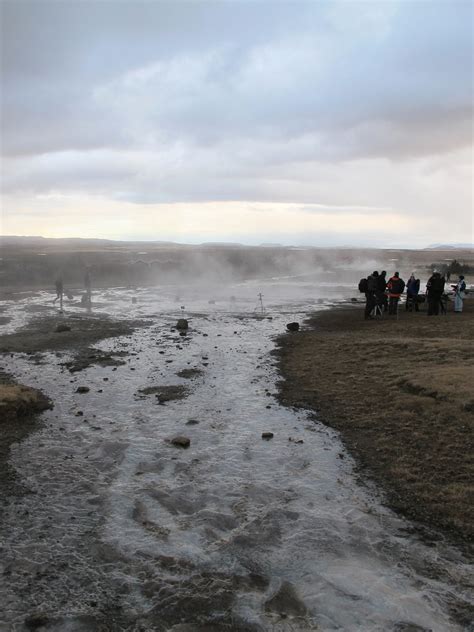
[0,283,472,631]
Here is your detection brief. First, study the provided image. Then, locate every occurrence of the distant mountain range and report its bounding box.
[1,235,473,251]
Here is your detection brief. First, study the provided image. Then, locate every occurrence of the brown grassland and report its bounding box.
[277,298,474,548]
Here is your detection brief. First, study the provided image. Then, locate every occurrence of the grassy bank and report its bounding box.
[0,370,53,495]
[276,299,474,548]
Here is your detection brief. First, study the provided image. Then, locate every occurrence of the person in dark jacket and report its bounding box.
[387,272,405,315]
[426,272,445,315]
[377,270,388,312]
[364,271,379,319]
[406,274,420,312]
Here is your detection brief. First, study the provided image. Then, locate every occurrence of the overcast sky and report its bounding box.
[1,0,472,247]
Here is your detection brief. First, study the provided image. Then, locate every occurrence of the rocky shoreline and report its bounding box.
[276,300,474,553]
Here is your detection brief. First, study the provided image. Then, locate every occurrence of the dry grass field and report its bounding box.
[277,299,474,546]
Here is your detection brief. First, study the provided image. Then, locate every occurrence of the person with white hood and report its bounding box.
[452,275,466,312]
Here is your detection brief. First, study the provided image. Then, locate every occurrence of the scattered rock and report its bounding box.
[262,432,274,440]
[176,319,189,330]
[288,437,304,444]
[55,324,71,333]
[170,435,191,448]
[76,386,90,394]
[186,419,199,425]
[286,322,299,332]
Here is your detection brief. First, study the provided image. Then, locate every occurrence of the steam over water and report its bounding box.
[0,281,472,631]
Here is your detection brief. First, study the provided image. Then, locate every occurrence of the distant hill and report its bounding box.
[425,243,473,250]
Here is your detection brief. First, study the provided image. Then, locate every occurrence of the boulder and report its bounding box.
[286,322,299,332]
[76,386,90,394]
[262,432,274,440]
[176,319,189,330]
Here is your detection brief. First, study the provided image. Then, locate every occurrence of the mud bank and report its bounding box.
[0,313,148,354]
[0,370,52,495]
[276,301,474,550]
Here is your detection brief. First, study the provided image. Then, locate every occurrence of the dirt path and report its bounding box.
[276,300,474,551]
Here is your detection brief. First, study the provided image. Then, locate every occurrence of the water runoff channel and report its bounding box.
[0,281,472,631]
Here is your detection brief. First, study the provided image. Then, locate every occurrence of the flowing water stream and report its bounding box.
[0,284,472,631]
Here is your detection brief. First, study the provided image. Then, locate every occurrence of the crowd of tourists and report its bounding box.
[359,270,467,320]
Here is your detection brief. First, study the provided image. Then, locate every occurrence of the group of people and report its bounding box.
[360,270,467,319]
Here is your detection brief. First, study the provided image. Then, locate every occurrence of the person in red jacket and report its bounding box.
[387,272,405,315]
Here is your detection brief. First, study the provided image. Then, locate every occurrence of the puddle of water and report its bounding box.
[0,285,471,631]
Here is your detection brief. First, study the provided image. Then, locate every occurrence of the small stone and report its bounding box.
[288,437,304,444]
[76,386,90,394]
[75,410,84,416]
[262,432,274,440]
[186,419,199,425]
[170,435,191,448]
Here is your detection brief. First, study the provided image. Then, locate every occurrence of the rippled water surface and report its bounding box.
[0,283,472,631]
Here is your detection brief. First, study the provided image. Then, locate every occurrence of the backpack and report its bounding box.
[358,278,368,293]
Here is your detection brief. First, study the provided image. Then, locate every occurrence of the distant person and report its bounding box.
[84,269,92,304]
[406,274,420,312]
[452,275,466,313]
[387,272,405,315]
[53,277,64,306]
[426,272,445,316]
[377,270,388,312]
[364,271,379,319]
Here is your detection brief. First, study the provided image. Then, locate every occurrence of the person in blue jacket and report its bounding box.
[406,274,420,312]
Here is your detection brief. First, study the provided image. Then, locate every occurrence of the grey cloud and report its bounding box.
[1,0,472,215]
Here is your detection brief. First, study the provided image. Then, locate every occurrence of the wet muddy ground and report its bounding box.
[0,284,472,631]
